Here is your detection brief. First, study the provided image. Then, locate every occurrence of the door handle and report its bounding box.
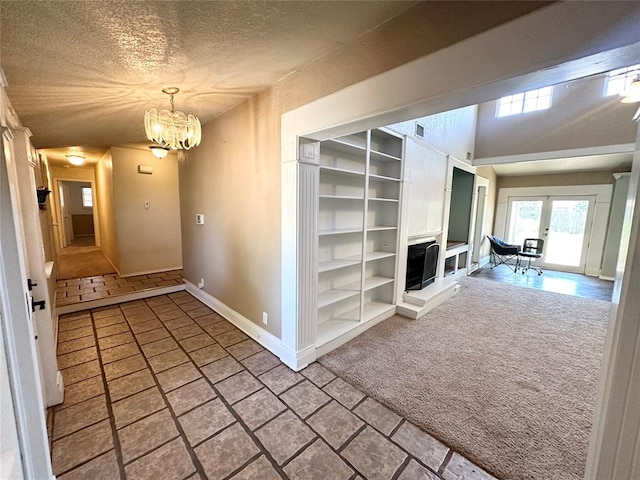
[27,278,38,291]
[31,298,46,312]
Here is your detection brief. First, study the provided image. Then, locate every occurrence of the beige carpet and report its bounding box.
[319,276,610,480]
[57,246,116,280]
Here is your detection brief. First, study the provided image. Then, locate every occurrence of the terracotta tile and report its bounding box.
[57,376,104,410]
[58,449,120,480]
[92,307,122,319]
[125,311,157,324]
[166,378,217,416]
[118,409,179,463]
[185,306,213,319]
[179,333,216,352]
[230,455,281,480]
[194,313,226,327]
[168,292,193,303]
[103,354,148,381]
[203,321,236,337]
[95,322,130,338]
[135,327,170,345]
[151,302,181,314]
[258,364,303,395]
[232,388,287,431]
[140,337,179,358]
[216,371,262,404]
[157,310,189,322]
[58,317,92,332]
[301,363,336,387]
[171,323,204,341]
[61,360,101,386]
[57,294,80,305]
[94,314,126,329]
[179,398,235,446]
[342,427,407,480]
[189,343,228,367]
[195,423,259,479]
[227,339,264,360]
[59,311,90,322]
[283,439,353,479]
[124,438,195,480]
[280,380,331,419]
[398,459,440,480]
[323,377,365,409]
[308,400,364,449]
[200,356,243,384]
[241,350,281,376]
[156,362,201,393]
[100,342,141,364]
[53,395,109,439]
[129,319,163,335]
[214,329,249,348]
[442,452,497,480]
[57,336,95,355]
[58,326,94,343]
[57,346,98,370]
[112,386,166,429]
[148,348,190,373]
[353,397,402,436]
[146,295,173,307]
[256,410,316,465]
[392,422,449,472]
[163,316,195,330]
[108,369,155,402]
[98,332,135,350]
[119,300,148,311]
[51,420,113,475]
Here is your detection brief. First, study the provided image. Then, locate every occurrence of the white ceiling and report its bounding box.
[0,0,414,164]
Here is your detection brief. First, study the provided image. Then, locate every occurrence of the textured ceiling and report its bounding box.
[0,0,414,163]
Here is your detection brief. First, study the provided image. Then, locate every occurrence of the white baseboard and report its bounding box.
[185,281,309,371]
[599,275,615,282]
[120,266,183,278]
[585,267,601,277]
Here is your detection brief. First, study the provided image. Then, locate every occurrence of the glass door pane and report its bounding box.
[544,199,590,267]
[507,200,543,247]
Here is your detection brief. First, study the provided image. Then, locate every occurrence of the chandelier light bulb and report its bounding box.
[149,145,170,159]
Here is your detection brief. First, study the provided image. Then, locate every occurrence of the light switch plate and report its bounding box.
[195,214,204,225]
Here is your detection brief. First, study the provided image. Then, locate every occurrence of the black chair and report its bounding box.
[487,235,521,272]
[519,238,544,275]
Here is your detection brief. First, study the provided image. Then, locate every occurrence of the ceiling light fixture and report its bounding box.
[621,77,640,103]
[144,87,202,150]
[149,145,170,159]
[65,154,85,166]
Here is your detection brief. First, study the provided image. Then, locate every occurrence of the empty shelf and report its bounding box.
[318,256,362,273]
[318,288,360,308]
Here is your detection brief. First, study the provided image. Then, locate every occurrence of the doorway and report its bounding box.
[57,180,95,248]
[505,195,595,273]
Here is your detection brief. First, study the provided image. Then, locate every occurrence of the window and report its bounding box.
[81,187,93,208]
[604,64,640,96]
[496,86,553,117]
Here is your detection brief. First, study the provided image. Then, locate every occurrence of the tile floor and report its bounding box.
[49,291,497,480]
[56,270,184,306]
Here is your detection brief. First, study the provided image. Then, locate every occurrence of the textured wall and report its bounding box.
[180,2,553,338]
[111,147,182,276]
[475,73,638,160]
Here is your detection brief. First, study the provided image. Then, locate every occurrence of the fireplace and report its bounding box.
[406,241,440,290]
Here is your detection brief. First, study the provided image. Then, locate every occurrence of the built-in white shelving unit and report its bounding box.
[316,128,404,347]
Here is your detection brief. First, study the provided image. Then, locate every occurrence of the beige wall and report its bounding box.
[476,166,497,259]
[475,73,638,160]
[180,2,546,338]
[95,151,118,271]
[497,170,622,190]
[111,147,182,276]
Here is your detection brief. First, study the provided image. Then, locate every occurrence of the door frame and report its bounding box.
[495,184,613,277]
[52,176,100,252]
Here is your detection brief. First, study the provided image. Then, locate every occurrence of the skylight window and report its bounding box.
[496,86,553,117]
[604,64,640,97]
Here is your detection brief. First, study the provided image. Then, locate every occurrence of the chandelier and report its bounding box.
[144,87,202,150]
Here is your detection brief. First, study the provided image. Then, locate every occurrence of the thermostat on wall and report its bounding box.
[138,164,153,174]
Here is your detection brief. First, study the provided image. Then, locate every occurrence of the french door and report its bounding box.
[506,195,595,273]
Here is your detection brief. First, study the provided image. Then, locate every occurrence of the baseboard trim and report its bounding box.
[599,275,615,282]
[56,283,185,315]
[185,281,309,370]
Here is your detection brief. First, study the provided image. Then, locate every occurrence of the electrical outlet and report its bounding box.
[144,201,151,209]
[382,242,390,248]
[262,312,268,325]
[197,278,205,289]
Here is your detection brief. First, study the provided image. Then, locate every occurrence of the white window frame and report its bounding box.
[604,64,640,97]
[496,86,553,118]
[81,186,93,208]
